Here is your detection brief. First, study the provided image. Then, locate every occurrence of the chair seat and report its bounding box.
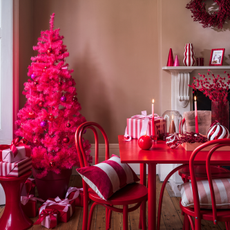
[179,165,230,181]
[180,202,230,222]
[89,183,148,206]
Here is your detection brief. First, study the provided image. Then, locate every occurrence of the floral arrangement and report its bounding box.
[189,70,230,103]
[186,0,230,29]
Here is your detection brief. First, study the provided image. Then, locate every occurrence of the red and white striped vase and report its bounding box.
[183,43,196,66]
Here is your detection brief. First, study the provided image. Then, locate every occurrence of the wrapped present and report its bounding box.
[125,111,166,140]
[0,145,10,161]
[21,195,44,218]
[2,138,31,163]
[0,157,32,177]
[39,196,75,223]
[65,187,84,207]
[21,178,35,196]
[34,209,59,229]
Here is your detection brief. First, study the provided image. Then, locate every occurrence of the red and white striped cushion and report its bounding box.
[178,178,230,209]
[76,155,139,200]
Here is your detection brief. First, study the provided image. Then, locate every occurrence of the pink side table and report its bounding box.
[0,171,33,230]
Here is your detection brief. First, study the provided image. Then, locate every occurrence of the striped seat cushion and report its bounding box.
[178,178,230,209]
[76,154,139,200]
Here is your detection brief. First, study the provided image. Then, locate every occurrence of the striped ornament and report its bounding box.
[207,122,229,140]
[183,43,196,66]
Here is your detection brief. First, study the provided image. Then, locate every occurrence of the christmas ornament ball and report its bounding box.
[138,135,152,150]
[31,73,36,79]
[61,96,66,102]
[47,47,52,55]
[66,122,71,128]
[63,137,69,143]
[207,122,229,140]
[48,114,54,121]
[38,101,43,107]
[40,120,47,127]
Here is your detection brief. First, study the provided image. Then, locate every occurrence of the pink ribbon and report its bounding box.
[21,194,44,205]
[65,187,83,200]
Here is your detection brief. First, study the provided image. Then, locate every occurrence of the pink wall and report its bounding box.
[19,0,230,143]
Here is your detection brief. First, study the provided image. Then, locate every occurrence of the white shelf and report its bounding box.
[162,66,230,73]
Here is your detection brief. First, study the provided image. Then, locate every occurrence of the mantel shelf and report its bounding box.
[162,66,230,73]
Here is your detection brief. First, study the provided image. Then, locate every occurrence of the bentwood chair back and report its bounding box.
[75,121,148,230]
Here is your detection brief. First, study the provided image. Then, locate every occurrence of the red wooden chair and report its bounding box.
[75,121,148,230]
[157,139,230,230]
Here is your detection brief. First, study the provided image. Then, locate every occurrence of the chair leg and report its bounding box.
[140,200,146,230]
[106,208,112,230]
[82,200,89,230]
[123,205,128,230]
[87,202,97,230]
[139,163,146,229]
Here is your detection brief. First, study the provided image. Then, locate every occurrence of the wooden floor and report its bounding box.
[0,175,227,230]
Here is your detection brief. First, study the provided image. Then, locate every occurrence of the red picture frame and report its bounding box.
[209,48,225,66]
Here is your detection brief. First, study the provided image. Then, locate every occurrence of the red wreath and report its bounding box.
[186,0,230,29]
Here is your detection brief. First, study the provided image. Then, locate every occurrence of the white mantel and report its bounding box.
[158,66,230,196]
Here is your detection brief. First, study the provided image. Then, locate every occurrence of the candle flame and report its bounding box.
[152,99,154,104]
[194,96,197,101]
[172,114,174,120]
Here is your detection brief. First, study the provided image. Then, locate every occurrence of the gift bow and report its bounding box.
[124,110,160,141]
[40,196,73,216]
[10,137,28,157]
[65,187,83,200]
[34,209,59,229]
[21,194,44,206]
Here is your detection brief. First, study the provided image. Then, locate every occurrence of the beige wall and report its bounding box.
[18,0,230,143]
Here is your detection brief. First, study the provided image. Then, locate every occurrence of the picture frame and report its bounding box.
[209,48,225,66]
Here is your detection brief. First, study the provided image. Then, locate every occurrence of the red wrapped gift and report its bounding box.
[0,145,10,161]
[0,157,32,177]
[39,197,75,223]
[21,195,44,218]
[34,209,59,229]
[65,187,84,207]
[21,178,35,196]
[125,111,166,140]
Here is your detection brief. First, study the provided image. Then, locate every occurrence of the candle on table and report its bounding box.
[152,99,155,137]
[194,96,199,134]
[169,114,176,134]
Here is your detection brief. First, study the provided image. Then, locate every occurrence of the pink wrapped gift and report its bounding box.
[65,187,84,207]
[34,209,59,229]
[21,178,35,196]
[125,111,166,140]
[39,196,75,223]
[0,145,10,161]
[2,145,31,163]
[0,157,32,177]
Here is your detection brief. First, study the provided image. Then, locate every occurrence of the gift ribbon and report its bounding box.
[124,110,160,141]
[34,209,59,229]
[39,196,74,217]
[65,187,83,200]
[25,178,36,196]
[21,194,44,206]
[9,137,28,157]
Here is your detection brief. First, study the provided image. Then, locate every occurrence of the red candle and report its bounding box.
[152,99,155,137]
[194,96,199,134]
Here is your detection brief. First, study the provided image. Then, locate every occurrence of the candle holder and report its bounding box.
[162,110,182,137]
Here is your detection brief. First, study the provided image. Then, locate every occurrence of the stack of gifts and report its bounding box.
[125,111,166,140]
[0,138,32,177]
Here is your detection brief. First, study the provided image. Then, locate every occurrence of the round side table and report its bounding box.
[0,171,33,230]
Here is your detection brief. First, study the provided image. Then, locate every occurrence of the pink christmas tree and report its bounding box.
[15,13,91,178]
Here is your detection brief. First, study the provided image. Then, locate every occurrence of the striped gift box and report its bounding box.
[126,117,166,139]
[0,157,32,177]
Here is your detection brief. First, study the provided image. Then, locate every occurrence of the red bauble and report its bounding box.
[66,122,71,128]
[138,135,152,150]
[28,111,35,118]
[48,114,54,121]
[63,137,69,143]
[72,96,77,102]
[33,139,39,144]
[38,101,43,107]
[47,47,52,55]
[33,81,38,86]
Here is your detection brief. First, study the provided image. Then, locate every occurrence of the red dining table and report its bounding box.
[118,135,230,230]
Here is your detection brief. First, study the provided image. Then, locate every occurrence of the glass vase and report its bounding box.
[211,101,229,129]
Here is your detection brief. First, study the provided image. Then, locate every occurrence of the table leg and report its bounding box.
[148,163,156,230]
[0,175,33,230]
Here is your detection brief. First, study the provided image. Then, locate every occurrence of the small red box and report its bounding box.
[66,187,84,207]
[21,199,37,218]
